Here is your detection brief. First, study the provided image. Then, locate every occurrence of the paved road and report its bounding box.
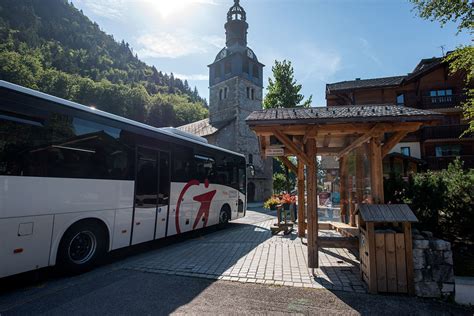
[0,269,471,315]
[0,209,472,315]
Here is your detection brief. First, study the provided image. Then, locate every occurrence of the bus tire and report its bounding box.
[219,205,231,226]
[57,220,108,274]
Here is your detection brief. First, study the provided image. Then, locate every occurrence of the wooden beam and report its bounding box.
[369,137,384,204]
[316,147,345,156]
[273,129,311,165]
[280,156,298,175]
[337,124,385,158]
[381,131,409,157]
[322,135,331,147]
[297,160,306,238]
[251,122,423,137]
[303,126,318,144]
[305,138,318,269]
[258,136,266,159]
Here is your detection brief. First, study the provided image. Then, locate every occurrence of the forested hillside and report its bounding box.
[0,0,208,127]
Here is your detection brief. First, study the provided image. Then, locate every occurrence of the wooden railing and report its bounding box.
[421,94,466,109]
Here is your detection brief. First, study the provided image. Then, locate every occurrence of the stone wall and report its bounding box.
[412,230,455,298]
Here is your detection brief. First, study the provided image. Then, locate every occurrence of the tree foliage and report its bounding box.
[0,0,208,127]
[410,0,473,135]
[410,0,473,33]
[263,60,312,109]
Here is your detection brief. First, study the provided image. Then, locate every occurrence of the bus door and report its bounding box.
[132,147,158,245]
[155,151,170,239]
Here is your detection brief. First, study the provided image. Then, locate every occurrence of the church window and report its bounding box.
[219,89,223,100]
[243,60,249,73]
[214,65,221,79]
[246,87,250,99]
[252,65,259,79]
[224,87,228,99]
[225,61,232,74]
[251,88,255,100]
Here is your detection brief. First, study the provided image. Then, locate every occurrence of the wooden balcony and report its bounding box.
[421,94,466,110]
[421,124,471,140]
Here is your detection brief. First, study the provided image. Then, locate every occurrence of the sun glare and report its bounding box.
[146,0,211,19]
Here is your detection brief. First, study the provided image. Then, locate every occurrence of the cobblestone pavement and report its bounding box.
[123,210,366,293]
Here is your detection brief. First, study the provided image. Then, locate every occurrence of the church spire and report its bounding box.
[225,0,248,47]
[227,0,246,22]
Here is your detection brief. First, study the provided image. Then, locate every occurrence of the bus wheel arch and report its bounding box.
[56,218,109,274]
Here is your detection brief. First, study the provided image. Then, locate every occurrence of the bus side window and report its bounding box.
[172,145,194,183]
[194,155,215,183]
[0,112,48,177]
[45,115,133,180]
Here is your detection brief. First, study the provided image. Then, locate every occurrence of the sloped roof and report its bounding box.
[326,57,446,93]
[246,105,441,125]
[356,204,418,223]
[405,57,444,82]
[177,118,235,137]
[326,76,406,92]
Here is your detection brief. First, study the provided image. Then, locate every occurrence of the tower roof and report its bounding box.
[227,0,246,22]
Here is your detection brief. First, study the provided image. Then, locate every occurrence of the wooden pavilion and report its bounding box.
[246,104,441,269]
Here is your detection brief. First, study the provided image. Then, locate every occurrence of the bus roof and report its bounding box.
[0,80,245,158]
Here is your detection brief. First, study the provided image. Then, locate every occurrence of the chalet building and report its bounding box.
[326,56,473,173]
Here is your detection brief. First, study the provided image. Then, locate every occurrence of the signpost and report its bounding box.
[265,147,284,157]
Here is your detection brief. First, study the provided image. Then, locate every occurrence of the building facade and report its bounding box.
[179,0,273,202]
[326,57,473,171]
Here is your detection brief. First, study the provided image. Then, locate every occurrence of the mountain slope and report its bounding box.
[0,0,207,127]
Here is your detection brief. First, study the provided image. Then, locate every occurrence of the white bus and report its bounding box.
[0,80,247,278]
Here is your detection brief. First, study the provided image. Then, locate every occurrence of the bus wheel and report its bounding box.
[219,205,231,226]
[57,220,107,274]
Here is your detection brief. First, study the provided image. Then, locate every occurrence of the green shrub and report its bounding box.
[384,159,474,243]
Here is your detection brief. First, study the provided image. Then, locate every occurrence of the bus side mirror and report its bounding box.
[247,164,255,176]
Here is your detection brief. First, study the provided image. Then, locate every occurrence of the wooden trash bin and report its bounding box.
[356,204,418,295]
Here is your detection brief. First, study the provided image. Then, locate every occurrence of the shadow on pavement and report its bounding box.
[0,219,274,314]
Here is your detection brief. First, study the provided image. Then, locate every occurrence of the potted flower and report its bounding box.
[281,193,296,210]
[264,196,281,210]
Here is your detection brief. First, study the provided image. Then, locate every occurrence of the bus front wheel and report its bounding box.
[57,220,108,274]
[219,205,231,226]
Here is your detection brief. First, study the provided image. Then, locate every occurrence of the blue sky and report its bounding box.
[71,0,470,106]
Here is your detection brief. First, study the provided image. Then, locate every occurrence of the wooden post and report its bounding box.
[305,138,318,269]
[297,160,306,237]
[367,222,378,294]
[339,156,347,223]
[369,137,384,204]
[354,151,364,226]
[403,222,415,295]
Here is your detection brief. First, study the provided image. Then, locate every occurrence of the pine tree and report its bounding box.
[263,60,312,109]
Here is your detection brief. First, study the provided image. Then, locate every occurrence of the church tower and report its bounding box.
[208,0,272,202]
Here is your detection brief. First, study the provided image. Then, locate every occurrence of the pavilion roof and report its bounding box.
[246,105,441,126]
